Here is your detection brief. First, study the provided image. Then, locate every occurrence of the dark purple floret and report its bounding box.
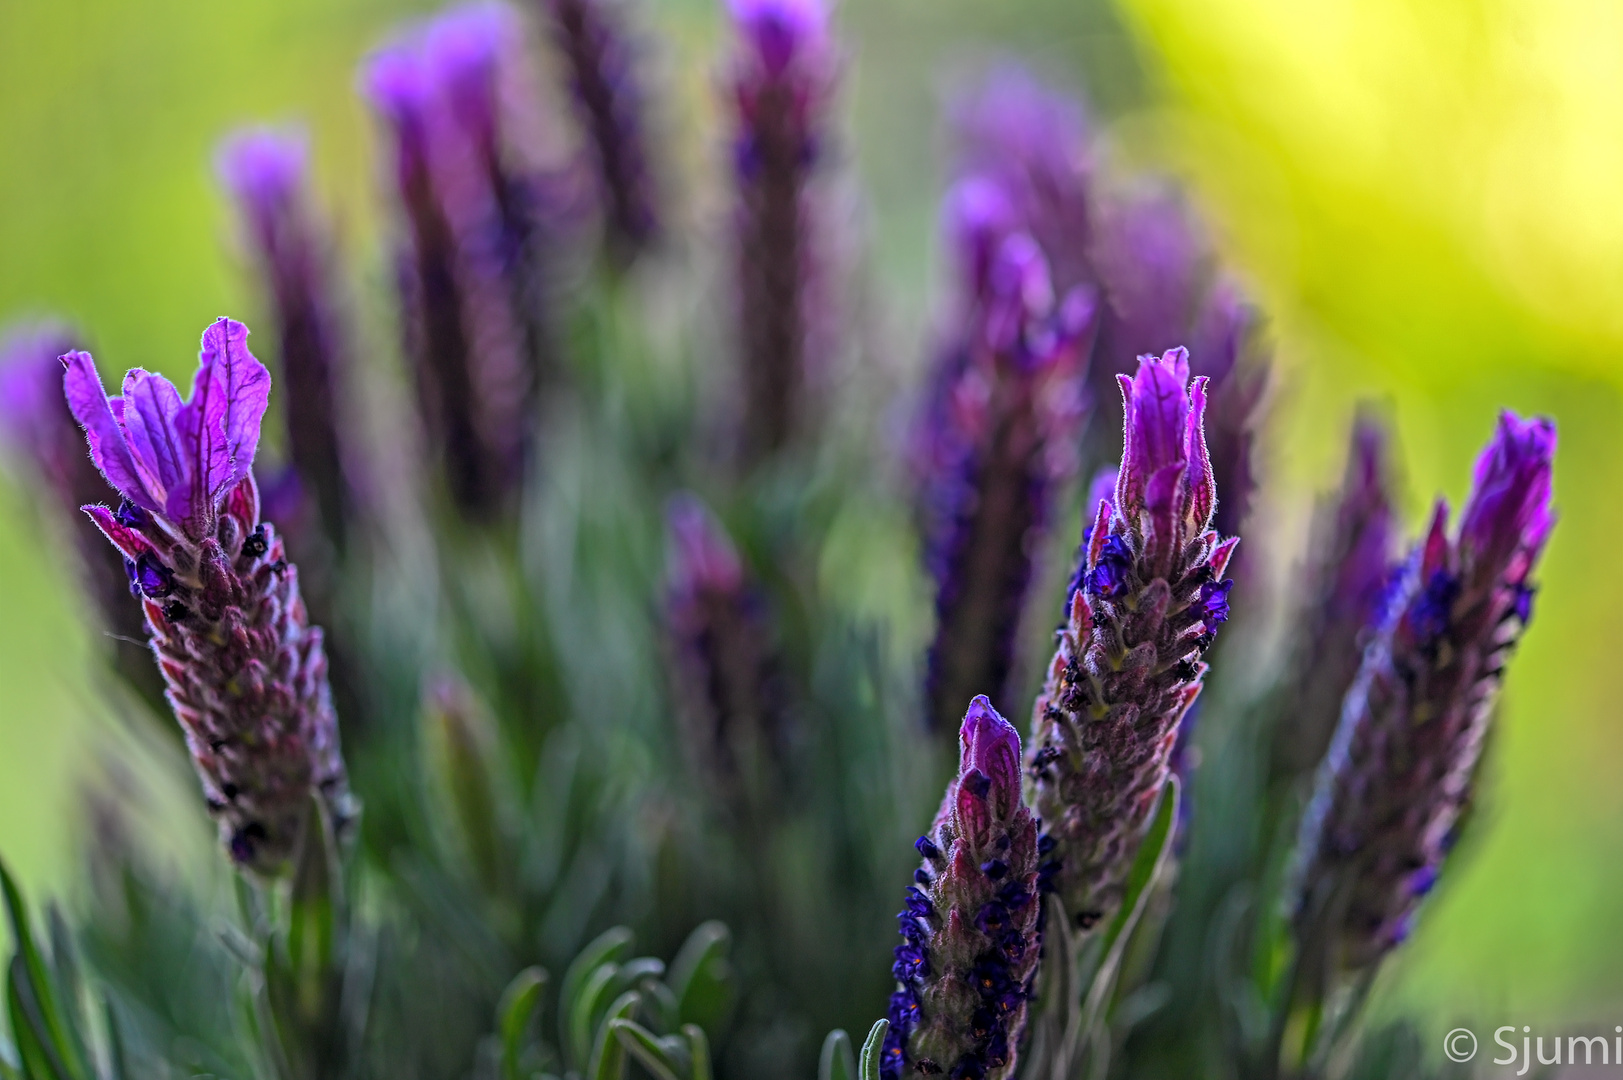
[113,499,147,529]
[979,859,1008,880]
[917,834,943,861]
[131,552,175,598]
[889,987,921,1031]
[1512,582,1536,623]
[1410,568,1460,645]
[893,945,930,982]
[904,885,934,916]
[1199,577,1234,632]
[962,770,991,799]
[1085,535,1132,598]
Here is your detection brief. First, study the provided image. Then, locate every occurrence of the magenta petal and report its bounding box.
[1183,375,1214,529]
[194,318,271,495]
[119,369,190,520]
[959,695,1022,804]
[61,351,156,512]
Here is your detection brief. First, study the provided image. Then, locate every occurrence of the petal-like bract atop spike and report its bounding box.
[1459,411,1556,574]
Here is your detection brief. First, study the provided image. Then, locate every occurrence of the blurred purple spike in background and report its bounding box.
[539,0,660,260]
[916,222,1095,735]
[664,493,789,817]
[886,696,1041,1080]
[1295,411,1556,971]
[1272,413,1399,787]
[728,0,834,465]
[64,320,354,876]
[363,5,539,519]
[217,126,358,551]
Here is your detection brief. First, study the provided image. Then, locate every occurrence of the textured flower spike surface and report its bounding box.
[886,697,1042,1080]
[918,190,1095,734]
[1028,347,1238,932]
[63,318,354,876]
[1294,412,1556,971]
[727,0,835,463]
[217,127,356,550]
[364,2,538,518]
[541,0,659,259]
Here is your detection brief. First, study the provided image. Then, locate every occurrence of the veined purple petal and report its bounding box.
[192,317,271,498]
[1459,411,1556,573]
[959,695,1021,810]
[63,353,159,513]
[119,368,192,523]
[728,0,828,73]
[215,129,307,231]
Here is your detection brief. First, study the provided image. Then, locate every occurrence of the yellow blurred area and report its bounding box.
[0,0,1619,1034]
[1116,0,1623,1025]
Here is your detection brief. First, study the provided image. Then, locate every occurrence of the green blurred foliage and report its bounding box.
[1,0,1619,1043]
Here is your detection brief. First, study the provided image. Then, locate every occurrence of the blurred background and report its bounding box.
[1,0,1619,1043]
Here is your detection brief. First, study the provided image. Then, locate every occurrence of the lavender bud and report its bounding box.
[1294,412,1556,970]
[539,0,659,259]
[885,697,1042,1080]
[1272,415,1397,785]
[916,219,1095,734]
[216,127,359,551]
[664,493,787,814]
[63,318,355,876]
[363,4,545,518]
[727,0,835,464]
[1027,348,1239,931]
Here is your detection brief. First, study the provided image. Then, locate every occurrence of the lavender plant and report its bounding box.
[0,7,1568,1080]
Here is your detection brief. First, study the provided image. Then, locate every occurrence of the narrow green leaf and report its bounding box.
[609,1019,682,1080]
[857,1019,889,1080]
[683,1024,712,1080]
[496,966,548,1080]
[667,922,732,1036]
[586,991,640,1080]
[569,964,621,1071]
[616,957,665,991]
[818,1029,856,1080]
[560,927,634,1063]
[8,957,68,1080]
[1,864,86,1080]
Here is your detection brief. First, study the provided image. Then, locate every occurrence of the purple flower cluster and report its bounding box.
[886,697,1042,1080]
[727,0,836,463]
[664,494,786,814]
[364,2,548,517]
[64,318,354,875]
[539,0,659,259]
[1295,412,1556,969]
[1027,348,1239,931]
[915,179,1096,735]
[216,128,357,549]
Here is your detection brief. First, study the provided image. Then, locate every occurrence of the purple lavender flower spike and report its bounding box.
[664,493,787,814]
[1272,414,1397,786]
[363,5,541,518]
[217,127,358,550]
[917,224,1095,734]
[1027,348,1238,932]
[1294,412,1556,971]
[539,0,659,259]
[64,318,355,876]
[886,697,1041,1080]
[727,0,835,464]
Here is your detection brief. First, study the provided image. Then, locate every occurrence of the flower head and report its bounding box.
[1294,411,1555,970]
[64,318,269,543]
[64,319,352,875]
[1028,347,1236,931]
[886,697,1042,1080]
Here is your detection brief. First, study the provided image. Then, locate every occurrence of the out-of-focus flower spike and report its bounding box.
[217,127,360,552]
[1028,348,1236,933]
[727,0,836,464]
[1293,412,1556,972]
[63,319,355,877]
[664,493,788,816]
[1272,415,1398,786]
[362,4,544,519]
[884,697,1042,1080]
[540,0,660,259]
[917,224,1095,735]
